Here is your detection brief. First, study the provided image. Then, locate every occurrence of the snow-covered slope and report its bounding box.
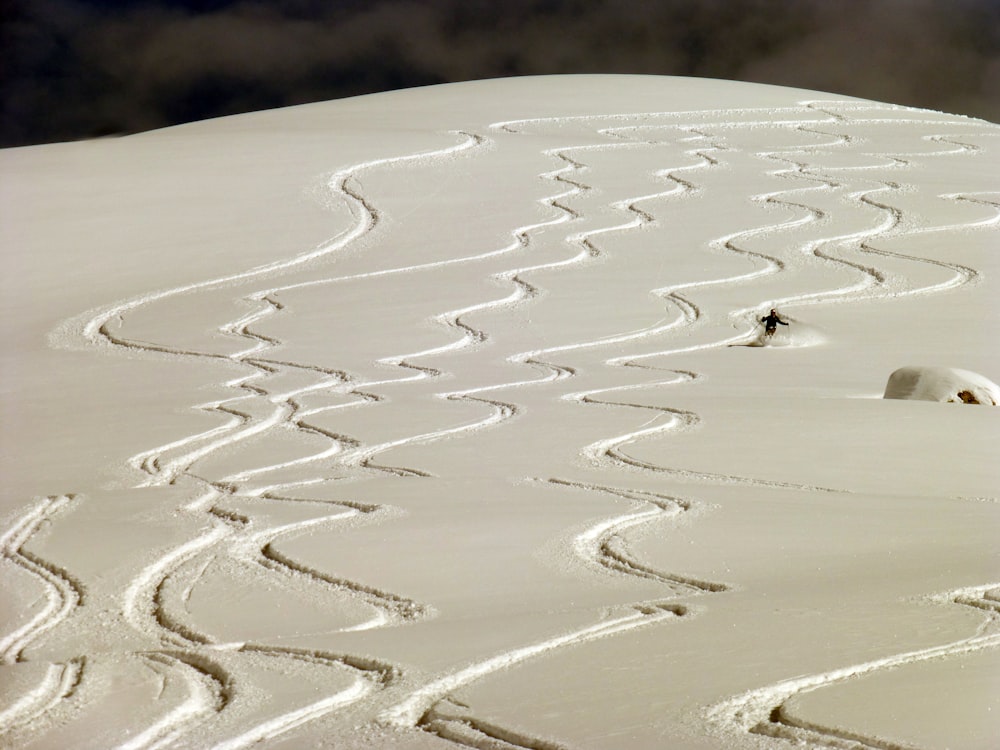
[2,75,998,749]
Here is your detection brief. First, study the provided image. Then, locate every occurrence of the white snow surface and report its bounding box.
[884,365,1000,405]
[2,75,999,749]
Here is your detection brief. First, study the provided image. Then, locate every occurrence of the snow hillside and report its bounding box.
[2,75,999,749]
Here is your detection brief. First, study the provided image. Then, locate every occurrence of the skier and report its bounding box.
[761,308,788,337]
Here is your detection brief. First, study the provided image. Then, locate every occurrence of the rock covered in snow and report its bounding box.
[883,366,1000,405]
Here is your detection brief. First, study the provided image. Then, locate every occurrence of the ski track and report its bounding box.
[7,133,487,748]
[9,100,997,748]
[379,601,689,733]
[0,659,83,737]
[547,478,728,594]
[354,102,994,747]
[1,495,84,665]
[0,495,86,742]
[706,584,1000,749]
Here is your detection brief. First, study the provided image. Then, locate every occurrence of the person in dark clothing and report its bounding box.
[761,308,789,337]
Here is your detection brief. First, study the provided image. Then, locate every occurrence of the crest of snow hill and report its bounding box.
[884,366,1000,405]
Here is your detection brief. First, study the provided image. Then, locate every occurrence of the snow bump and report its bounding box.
[883,365,1000,405]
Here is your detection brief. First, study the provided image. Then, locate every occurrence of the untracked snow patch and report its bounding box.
[883,366,1000,405]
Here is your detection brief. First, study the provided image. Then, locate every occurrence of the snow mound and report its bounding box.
[883,366,1000,405]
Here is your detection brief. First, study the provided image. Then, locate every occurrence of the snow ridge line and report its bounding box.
[706,584,1000,749]
[490,101,927,134]
[210,682,369,750]
[491,101,995,147]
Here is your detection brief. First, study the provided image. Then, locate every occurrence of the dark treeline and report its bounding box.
[2,0,998,146]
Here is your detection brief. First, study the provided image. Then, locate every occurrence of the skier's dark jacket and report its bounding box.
[762,312,788,329]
